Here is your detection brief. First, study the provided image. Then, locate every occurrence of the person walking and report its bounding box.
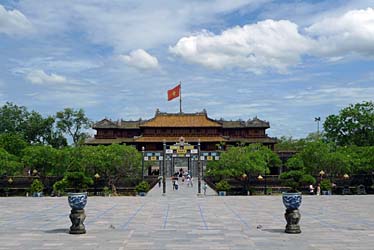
[316,184,321,195]
[174,180,179,190]
[203,183,208,195]
[309,184,314,195]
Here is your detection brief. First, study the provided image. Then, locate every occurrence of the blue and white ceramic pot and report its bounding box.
[68,192,88,210]
[282,192,302,210]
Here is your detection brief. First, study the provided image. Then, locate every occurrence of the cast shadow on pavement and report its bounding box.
[43,228,69,234]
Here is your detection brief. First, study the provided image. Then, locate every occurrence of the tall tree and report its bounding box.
[56,108,92,146]
[0,148,23,176]
[0,102,66,148]
[0,133,28,156]
[324,101,374,146]
[21,145,58,176]
[0,102,29,134]
[79,144,141,195]
[207,144,281,192]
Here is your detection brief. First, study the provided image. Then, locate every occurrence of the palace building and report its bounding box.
[86,109,277,151]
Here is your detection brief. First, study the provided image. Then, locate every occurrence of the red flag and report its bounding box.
[167,84,181,101]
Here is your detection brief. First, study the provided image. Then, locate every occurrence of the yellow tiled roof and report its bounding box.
[141,113,221,127]
[134,136,227,142]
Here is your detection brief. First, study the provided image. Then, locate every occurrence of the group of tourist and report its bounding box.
[171,168,194,190]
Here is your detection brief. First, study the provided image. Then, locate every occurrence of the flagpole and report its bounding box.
[179,81,182,113]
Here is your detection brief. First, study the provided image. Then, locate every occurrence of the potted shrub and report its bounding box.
[320,179,332,195]
[215,180,231,196]
[30,179,44,197]
[135,181,150,196]
[103,186,112,197]
[54,171,93,234]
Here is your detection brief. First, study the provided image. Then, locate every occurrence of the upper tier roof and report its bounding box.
[140,111,221,127]
[93,110,270,129]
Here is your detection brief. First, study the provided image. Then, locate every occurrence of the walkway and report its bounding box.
[0,183,374,249]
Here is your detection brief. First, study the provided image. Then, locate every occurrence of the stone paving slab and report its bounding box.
[0,182,374,249]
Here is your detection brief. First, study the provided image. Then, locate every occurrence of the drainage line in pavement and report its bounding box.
[224,202,250,231]
[120,202,145,230]
[86,204,117,225]
[163,204,170,229]
[198,203,208,230]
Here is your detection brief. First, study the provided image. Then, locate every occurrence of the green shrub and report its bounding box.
[215,180,231,192]
[103,186,112,196]
[30,179,44,193]
[54,171,93,193]
[135,181,150,193]
[320,179,332,191]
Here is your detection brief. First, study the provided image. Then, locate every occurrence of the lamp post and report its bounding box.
[242,174,248,195]
[197,139,201,195]
[141,146,145,180]
[257,175,264,194]
[314,117,321,136]
[162,140,166,194]
[343,173,350,195]
[319,170,325,182]
[94,173,100,196]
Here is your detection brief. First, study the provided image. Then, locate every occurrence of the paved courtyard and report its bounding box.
[0,181,373,250]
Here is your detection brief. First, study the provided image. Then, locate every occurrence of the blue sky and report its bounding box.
[0,0,373,138]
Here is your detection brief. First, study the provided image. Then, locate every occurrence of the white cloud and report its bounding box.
[307,8,374,57]
[119,49,159,70]
[0,4,33,36]
[283,86,374,106]
[26,70,67,85]
[170,20,312,73]
[16,0,265,52]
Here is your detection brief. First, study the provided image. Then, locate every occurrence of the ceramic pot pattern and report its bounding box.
[282,192,302,210]
[68,192,88,210]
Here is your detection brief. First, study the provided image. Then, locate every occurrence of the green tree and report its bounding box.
[25,111,67,147]
[324,101,374,146]
[79,144,141,195]
[56,108,92,146]
[207,144,280,193]
[0,133,28,156]
[0,148,23,176]
[338,145,374,174]
[0,102,29,134]
[280,155,316,192]
[0,102,66,148]
[21,145,58,176]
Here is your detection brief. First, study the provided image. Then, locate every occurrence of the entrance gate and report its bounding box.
[142,137,220,194]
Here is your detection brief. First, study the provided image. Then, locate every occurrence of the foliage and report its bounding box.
[207,144,280,193]
[280,156,316,192]
[56,108,92,146]
[0,148,23,175]
[0,102,66,148]
[135,181,150,193]
[320,179,332,191]
[30,179,44,193]
[54,171,93,192]
[21,145,59,176]
[0,133,28,156]
[337,145,374,174]
[103,186,112,196]
[0,102,29,134]
[215,180,231,192]
[53,179,67,194]
[207,144,279,178]
[79,144,141,195]
[324,101,374,146]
